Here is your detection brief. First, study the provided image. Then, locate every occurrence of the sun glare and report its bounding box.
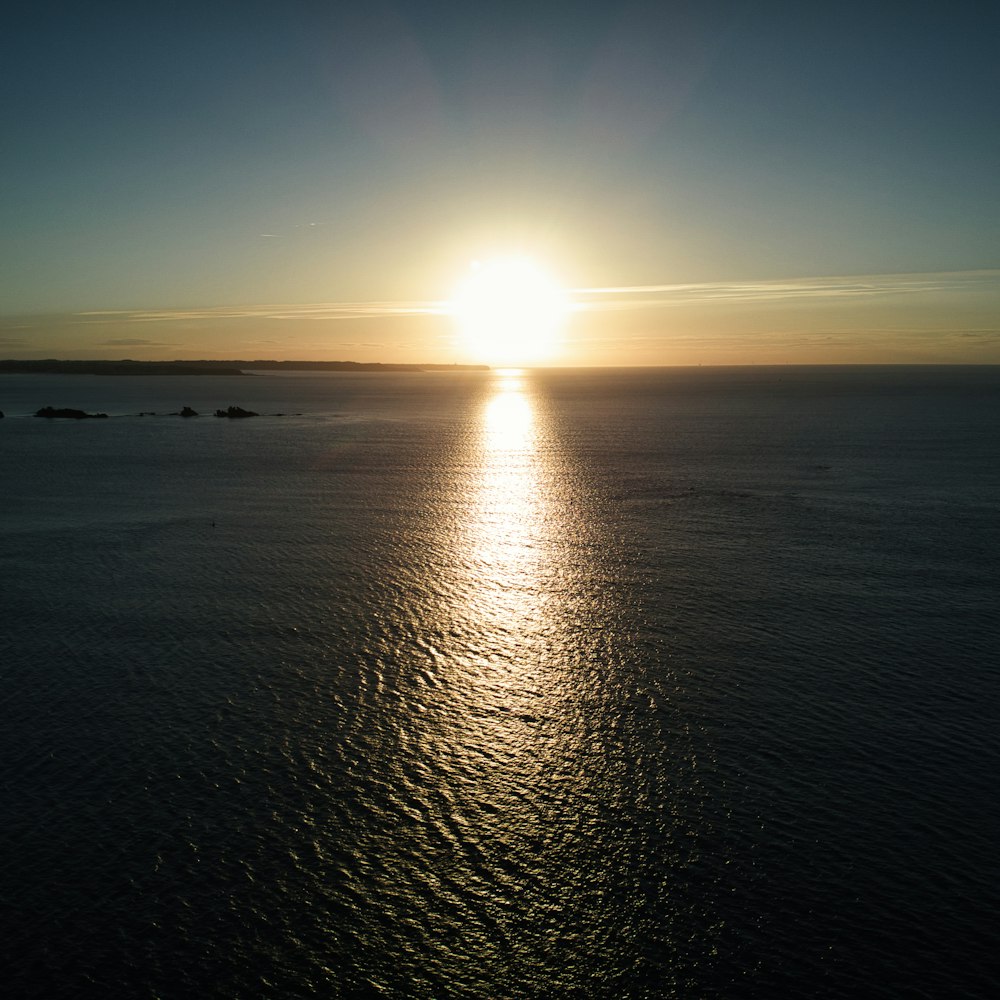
[450,256,569,364]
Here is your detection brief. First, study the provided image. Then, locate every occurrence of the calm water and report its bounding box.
[2,366,999,998]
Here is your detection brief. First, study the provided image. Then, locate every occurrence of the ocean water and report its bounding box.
[2,366,999,998]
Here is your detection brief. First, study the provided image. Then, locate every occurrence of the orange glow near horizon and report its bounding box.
[3,269,1000,367]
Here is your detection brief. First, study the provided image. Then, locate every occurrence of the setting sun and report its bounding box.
[450,256,570,365]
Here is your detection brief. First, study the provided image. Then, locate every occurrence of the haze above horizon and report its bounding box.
[2,2,997,365]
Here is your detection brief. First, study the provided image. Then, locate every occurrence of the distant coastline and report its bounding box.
[0,359,489,376]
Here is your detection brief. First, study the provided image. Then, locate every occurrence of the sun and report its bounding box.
[450,256,569,364]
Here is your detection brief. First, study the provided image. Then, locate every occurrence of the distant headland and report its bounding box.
[0,360,489,376]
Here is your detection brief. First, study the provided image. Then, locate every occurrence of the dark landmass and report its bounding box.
[237,360,488,372]
[5,360,247,376]
[0,359,488,375]
[35,406,108,419]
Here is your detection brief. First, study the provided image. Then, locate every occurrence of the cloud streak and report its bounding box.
[78,301,448,323]
[572,269,1000,309]
[99,337,169,346]
[71,270,1000,331]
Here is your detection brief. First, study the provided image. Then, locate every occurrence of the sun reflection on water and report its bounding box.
[371,369,694,987]
[464,370,556,651]
[484,386,533,452]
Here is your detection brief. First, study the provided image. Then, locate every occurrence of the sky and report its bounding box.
[1,0,998,365]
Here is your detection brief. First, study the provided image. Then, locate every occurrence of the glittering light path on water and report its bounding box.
[353,369,709,996]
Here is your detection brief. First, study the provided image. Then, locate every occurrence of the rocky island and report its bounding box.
[35,406,109,419]
[215,406,258,418]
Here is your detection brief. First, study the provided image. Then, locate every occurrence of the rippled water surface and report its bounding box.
[2,367,999,998]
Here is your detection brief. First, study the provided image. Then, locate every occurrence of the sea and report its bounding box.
[2,365,999,999]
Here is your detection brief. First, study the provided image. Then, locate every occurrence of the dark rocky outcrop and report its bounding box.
[180,406,198,417]
[215,406,258,419]
[35,406,108,419]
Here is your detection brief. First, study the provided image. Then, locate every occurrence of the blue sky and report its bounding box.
[2,1,998,362]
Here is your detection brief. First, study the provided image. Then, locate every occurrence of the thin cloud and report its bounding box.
[957,330,1000,342]
[573,269,1000,308]
[99,338,169,346]
[78,301,448,323]
[255,221,329,239]
[69,270,1000,330]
